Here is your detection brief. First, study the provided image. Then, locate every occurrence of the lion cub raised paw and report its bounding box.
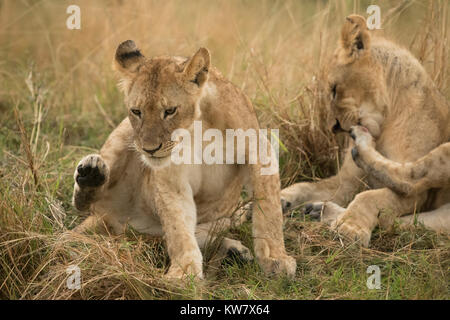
[75,154,109,188]
[73,154,109,211]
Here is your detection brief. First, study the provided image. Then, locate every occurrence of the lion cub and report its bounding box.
[72,40,295,279]
[281,15,449,246]
[350,125,450,233]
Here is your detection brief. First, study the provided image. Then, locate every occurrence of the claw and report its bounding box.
[349,127,356,140]
[304,203,314,215]
[351,147,359,161]
[225,246,253,263]
[303,202,324,221]
[281,198,292,213]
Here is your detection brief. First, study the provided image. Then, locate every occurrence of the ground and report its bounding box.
[0,0,449,299]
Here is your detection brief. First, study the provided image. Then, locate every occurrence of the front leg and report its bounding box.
[153,175,203,280]
[249,163,296,277]
[72,119,133,212]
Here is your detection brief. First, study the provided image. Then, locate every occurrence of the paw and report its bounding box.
[165,250,204,280]
[224,239,254,263]
[281,192,300,213]
[254,239,296,277]
[257,254,297,277]
[281,183,311,213]
[74,154,109,188]
[304,201,345,225]
[164,261,204,280]
[331,215,372,247]
[349,125,375,149]
[304,202,325,220]
[281,197,292,213]
[349,125,374,170]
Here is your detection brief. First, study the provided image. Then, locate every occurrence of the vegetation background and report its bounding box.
[0,0,449,299]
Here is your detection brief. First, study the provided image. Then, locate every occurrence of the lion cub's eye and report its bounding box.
[130,109,141,117]
[164,107,177,119]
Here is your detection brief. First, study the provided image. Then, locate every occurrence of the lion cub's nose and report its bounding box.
[143,143,162,155]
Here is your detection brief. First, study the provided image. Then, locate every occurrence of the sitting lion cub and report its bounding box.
[350,125,450,233]
[72,40,295,279]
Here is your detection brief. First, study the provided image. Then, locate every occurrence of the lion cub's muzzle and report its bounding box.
[143,143,162,155]
[142,141,177,158]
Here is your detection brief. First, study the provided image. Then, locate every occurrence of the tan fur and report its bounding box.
[281,15,450,246]
[72,41,295,279]
[350,125,450,232]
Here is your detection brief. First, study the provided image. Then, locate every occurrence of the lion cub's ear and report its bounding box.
[339,14,371,64]
[114,40,145,75]
[183,48,210,87]
[114,40,145,92]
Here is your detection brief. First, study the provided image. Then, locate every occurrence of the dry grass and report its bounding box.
[0,0,449,299]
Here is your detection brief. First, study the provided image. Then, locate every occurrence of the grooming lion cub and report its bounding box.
[72,40,295,279]
[281,15,450,246]
[350,125,450,233]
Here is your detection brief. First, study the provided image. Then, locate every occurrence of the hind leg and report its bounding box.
[195,212,253,263]
[331,188,427,247]
[397,203,450,233]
